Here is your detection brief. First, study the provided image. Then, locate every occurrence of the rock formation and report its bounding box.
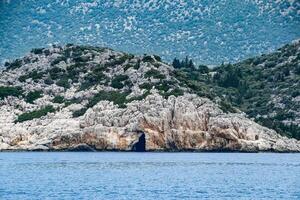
[0,44,299,152]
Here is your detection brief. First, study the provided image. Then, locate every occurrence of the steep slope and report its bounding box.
[0,44,299,151]
[174,40,300,139]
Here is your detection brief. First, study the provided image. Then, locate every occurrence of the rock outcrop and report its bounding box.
[1,93,299,152]
[0,44,299,152]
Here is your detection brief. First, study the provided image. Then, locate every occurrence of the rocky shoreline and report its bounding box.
[1,45,299,152]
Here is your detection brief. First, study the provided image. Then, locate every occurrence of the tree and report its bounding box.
[198,65,209,74]
[172,58,181,69]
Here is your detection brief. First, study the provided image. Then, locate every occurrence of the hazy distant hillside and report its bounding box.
[1,0,299,65]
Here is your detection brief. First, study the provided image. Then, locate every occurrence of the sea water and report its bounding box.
[0,152,299,200]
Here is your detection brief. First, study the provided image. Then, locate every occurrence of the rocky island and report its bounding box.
[0,42,299,152]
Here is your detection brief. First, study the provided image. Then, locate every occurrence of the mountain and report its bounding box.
[173,40,300,139]
[1,0,299,65]
[0,44,299,152]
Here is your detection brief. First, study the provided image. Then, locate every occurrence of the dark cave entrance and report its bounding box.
[132,133,146,152]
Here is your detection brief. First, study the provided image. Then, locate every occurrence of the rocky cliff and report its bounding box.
[1,45,299,152]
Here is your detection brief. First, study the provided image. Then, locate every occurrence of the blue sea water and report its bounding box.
[0,152,299,200]
[0,0,299,65]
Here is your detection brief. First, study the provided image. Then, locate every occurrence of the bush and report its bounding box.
[139,82,153,90]
[145,69,166,79]
[15,105,55,123]
[25,91,43,103]
[105,54,133,67]
[153,55,162,62]
[219,101,237,113]
[0,86,23,99]
[198,65,209,74]
[51,56,67,66]
[142,55,155,63]
[48,67,65,80]
[111,75,129,89]
[18,70,44,82]
[87,90,129,108]
[56,77,70,89]
[80,71,108,90]
[31,48,44,54]
[52,95,65,104]
[44,78,54,85]
[72,107,88,117]
[6,59,22,70]
[164,88,184,97]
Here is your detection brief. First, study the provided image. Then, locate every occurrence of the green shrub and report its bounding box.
[198,65,209,73]
[87,90,129,108]
[48,67,65,80]
[18,70,44,82]
[80,71,108,90]
[0,86,23,99]
[25,91,43,103]
[6,59,22,70]
[44,78,54,85]
[139,82,153,90]
[105,54,133,67]
[164,88,184,98]
[56,77,70,88]
[52,95,65,104]
[145,69,166,79]
[111,75,129,89]
[153,55,162,62]
[72,107,88,117]
[124,64,133,71]
[219,101,237,113]
[51,56,66,66]
[15,105,55,123]
[142,55,155,63]
[31,48,44,54]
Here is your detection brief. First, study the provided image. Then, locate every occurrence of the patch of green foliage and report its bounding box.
[172,56,194,69]
[111,75,130,89]
[52,95,65,104]
[153,55,162,62]
[56,77,70,89]
[145,69,166,79]
[79,64,109,90]
[51,56,67,66]
[48,67,65,80]
[0,86,23,99]
[172,42,300,139]
[105,54,133,67]
[72,107,88,117]
[15,105,55,123]
[142,55,155,63]
[87,90,129,108]
[31,48,44,54]
[19,70,44,82]
[25,91,43,104]
[5,59,22,70]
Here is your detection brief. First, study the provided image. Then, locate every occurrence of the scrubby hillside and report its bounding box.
[0,44,299,152]
[174,40,300,139]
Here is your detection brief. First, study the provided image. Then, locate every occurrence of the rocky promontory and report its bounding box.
[0,45,299,152]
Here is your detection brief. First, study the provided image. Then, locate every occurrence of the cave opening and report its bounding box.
[132,133,146,152]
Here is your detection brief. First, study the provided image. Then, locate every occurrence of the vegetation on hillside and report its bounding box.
[172,42,300,139]
[15,105,55,123]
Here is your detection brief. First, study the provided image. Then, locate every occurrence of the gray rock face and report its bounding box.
[0,45,299,152]
[1,93,299,152]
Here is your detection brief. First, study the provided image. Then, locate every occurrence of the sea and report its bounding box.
[0,152,299,200]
